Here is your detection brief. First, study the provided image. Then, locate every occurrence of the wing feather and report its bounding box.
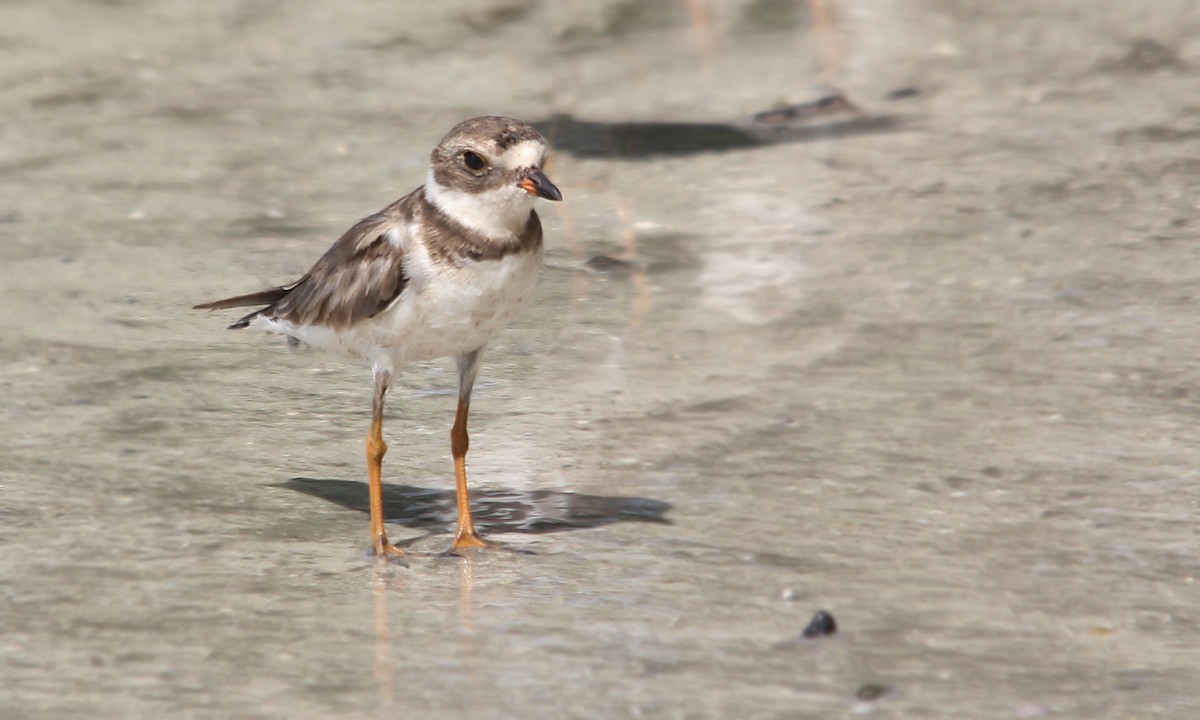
[194,193,415,331]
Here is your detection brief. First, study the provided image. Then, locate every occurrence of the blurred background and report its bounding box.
[2,0,1200,717]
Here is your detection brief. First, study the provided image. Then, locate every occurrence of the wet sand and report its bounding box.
[3,1,1200,717]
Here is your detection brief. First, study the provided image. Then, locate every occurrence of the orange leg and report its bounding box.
[449,349,492,552]
[450,393,492,551]
[367,369,403,559]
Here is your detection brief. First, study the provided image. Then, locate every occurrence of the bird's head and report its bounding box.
[425,116,562,239]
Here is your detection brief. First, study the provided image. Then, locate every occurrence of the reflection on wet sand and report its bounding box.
[371,570,397,713]
[370,558,481,714]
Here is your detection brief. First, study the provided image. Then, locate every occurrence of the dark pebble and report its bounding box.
[885,86,919,100]
[802,609,837,638]
[855,683,892,701]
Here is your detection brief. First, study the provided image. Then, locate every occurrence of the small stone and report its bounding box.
[802,610,837,638]
[855,683,891,701]
[885,86,919,100]
[781,588,801,601]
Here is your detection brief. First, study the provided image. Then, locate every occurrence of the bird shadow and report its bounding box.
[275,477,671,535]
[531,110,904,159]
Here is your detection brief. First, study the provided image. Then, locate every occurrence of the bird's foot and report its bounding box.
[449,529,495,553]
[445,531,533,556]
[372,539,408,565]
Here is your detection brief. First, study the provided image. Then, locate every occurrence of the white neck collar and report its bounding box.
[424,169,535,239]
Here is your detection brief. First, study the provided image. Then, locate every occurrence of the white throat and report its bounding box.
[424,169,535,239]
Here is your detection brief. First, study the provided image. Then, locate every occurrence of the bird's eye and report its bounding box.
[463,151,486,171]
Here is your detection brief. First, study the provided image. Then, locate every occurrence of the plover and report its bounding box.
[195,116,562,558]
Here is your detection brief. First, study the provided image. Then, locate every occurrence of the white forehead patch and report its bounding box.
[498,139,544,170]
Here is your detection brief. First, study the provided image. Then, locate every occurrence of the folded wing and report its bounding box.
[194,199,412,331]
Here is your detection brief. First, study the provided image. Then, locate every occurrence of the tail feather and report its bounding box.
[193,286,291,312]
[228,309,263,330]
[195,286,293,330]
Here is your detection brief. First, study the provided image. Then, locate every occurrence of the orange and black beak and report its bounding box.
[518,168,563,202]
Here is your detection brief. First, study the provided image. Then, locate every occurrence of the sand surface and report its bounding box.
[3,1,1200,717]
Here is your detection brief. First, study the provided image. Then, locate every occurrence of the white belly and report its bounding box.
[266,248,543,372]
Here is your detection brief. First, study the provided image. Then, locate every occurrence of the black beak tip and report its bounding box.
[526,169,563,202]
[539,182,563,202]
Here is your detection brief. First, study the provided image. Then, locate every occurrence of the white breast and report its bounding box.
[386,244,544,364]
